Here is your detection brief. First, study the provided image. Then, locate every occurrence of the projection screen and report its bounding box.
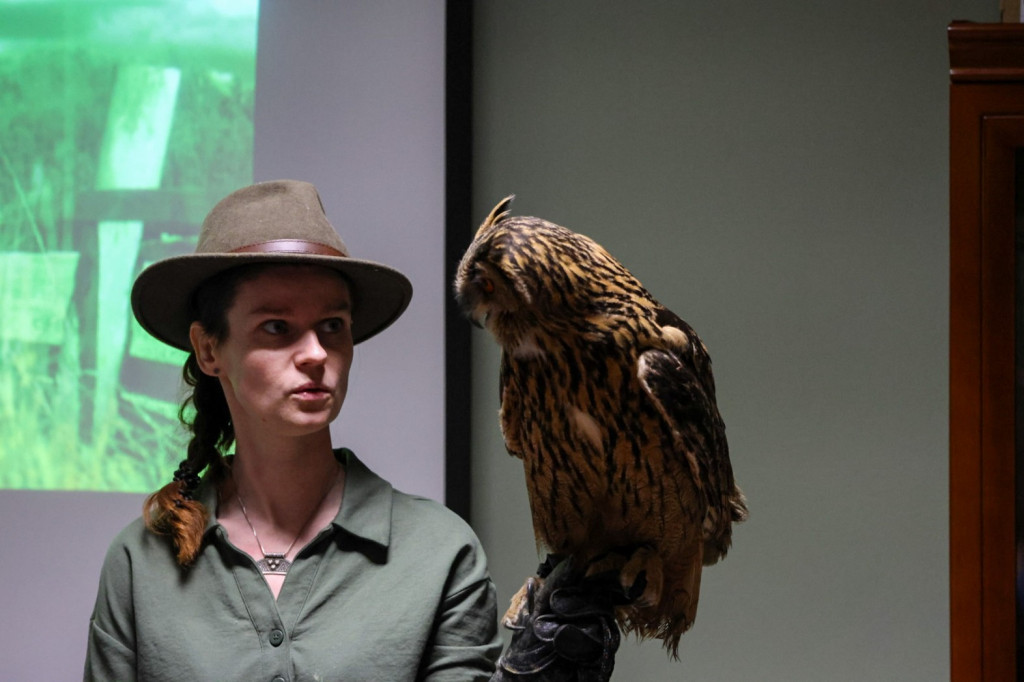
[0,2,453,678]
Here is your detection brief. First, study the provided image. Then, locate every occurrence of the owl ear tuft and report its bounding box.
[475,195,515,238]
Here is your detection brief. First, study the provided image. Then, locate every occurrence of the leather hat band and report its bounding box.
[230,239,346,257]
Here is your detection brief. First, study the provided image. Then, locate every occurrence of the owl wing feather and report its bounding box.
[639,305,744,565]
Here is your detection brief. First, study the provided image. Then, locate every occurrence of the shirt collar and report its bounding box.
[196,447,393,548]
[331,447,393,548]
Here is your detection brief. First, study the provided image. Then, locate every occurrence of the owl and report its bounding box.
[454,196,747,656]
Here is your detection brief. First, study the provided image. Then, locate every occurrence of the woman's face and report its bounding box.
[191,265,354,441]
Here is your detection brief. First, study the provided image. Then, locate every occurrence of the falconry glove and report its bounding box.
[491,556,622,682]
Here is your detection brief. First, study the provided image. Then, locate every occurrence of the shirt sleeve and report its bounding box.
[84,531,138,681]
[419,540,503,681]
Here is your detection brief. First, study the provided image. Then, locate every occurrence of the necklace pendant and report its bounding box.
[256,553,291,575]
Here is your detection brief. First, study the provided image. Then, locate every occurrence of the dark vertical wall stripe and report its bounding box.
[445,1,473,521]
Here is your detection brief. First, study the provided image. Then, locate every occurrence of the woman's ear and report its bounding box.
[189,322,220,376]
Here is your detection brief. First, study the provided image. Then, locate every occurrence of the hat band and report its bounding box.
[229,239,346,257]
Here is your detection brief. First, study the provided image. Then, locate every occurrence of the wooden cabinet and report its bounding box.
[949,22,1024,682]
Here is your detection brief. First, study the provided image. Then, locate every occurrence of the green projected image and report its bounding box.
[0,0,257,492]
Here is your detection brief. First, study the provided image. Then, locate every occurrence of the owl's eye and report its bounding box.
[480,276,495,294]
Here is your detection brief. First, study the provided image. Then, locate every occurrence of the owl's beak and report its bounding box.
[455,284,490,330]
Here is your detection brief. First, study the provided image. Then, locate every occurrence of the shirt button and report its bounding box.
[269,629,285,646]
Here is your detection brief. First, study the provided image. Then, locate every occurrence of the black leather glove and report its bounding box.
[491,556,622,682]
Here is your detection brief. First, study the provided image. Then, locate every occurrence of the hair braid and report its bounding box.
[142,266,255,566]
[143,356,234,565]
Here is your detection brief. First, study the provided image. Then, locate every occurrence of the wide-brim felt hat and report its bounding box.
[131,179,413,351]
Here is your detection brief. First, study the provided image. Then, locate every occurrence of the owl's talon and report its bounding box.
[623,569,648,602]
[583,552,627,580]
[620,547,663,608]
[502,576,541,629]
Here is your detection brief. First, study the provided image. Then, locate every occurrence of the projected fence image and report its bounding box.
[0,0,257,492]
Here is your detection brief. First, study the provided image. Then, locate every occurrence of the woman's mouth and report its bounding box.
[291,384,331,400]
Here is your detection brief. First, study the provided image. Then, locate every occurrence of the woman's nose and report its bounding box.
[294,329,328,364]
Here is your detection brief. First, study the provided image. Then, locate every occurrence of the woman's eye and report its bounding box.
[321,317,348,333]
[261,320,288,335]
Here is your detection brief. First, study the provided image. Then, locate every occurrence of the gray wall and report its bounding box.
[468,2,996,680]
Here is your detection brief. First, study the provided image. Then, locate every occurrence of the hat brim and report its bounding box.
[131,252,413,352]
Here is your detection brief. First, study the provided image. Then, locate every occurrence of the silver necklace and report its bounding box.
[236,471,337,576]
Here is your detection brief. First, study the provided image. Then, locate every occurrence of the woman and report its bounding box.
[85,180,501,681]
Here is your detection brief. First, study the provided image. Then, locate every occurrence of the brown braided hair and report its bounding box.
[142,265,264,566]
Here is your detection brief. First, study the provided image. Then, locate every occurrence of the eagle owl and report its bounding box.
[455,196,747,655]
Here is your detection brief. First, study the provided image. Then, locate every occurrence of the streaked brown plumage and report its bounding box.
[455,196,747,656]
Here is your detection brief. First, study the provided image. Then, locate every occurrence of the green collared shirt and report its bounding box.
[85,449,501,681]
